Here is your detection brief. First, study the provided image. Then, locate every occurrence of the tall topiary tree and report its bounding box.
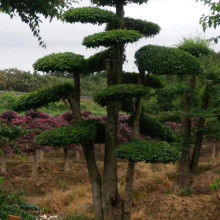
[61,3,160,219]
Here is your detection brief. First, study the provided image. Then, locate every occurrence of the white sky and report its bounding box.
[0,0,219,72]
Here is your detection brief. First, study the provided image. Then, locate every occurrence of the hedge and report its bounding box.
[33,52,85,74]
[135,45,203,76]
[12,82,74,112]
[35,120,105,146]
[83,30,143,48]
[94,84,148,106]
[63,7,121,25]
[115,140,180,163]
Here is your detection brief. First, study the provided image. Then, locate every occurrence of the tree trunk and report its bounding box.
[190,83,211,174]
[0,152,7,174]
[83,143,103,220]
[38,150,45,162]
[67,95,81,122]
[74,73,81,105]
[123,161,136,220]
[31,148,38,179]
[102,60,122,220]
[63,146,70,172]
[211,142,217,162]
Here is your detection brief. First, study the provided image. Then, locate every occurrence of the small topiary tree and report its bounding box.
[135,43,205,188]
[0,123,24,174]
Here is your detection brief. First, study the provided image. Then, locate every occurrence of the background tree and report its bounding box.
[0,0,73,46]
[198,0,220,42]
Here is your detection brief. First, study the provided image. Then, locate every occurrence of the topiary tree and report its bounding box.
[135,43,206,188]
[60,2,161,219]
[0,123,24,174]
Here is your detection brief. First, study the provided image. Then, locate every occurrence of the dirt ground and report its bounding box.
[2,145,220,220]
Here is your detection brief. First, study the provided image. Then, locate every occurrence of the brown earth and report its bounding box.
[1,147,220,220]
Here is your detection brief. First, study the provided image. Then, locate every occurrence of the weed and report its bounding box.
[209,179,220,192]
[178,187,194,196]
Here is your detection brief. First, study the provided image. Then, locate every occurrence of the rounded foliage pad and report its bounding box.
[178,39,211,58]
[91,0,149,7]
[83,30,143,48]
[107,17,160,37]
[33,52,85,73]
[135,45,203,76]
[13,82,74,112]
[63,7,121,25]
[139,113,177,142]
[0,123,24,144]
[35,120,105,146]
[115,140,180,163]
[95,84,148,106]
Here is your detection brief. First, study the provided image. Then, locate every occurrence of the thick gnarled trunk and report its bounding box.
[0,151,7,174]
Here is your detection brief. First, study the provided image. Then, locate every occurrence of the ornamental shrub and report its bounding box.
[83,30,143,48]
[135,45,203,76]
[33,52,85,73]
[12,82,74,112]
[115,140,180,163]
[35,120,105,146]
[63,7,121,25]
[94,84,148,106]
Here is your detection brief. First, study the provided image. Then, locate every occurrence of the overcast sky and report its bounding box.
[0,0,219,72]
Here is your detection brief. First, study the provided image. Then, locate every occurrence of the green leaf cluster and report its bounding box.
[12,82,74,112]
[83,30,143,48]
[122,72,163,88]
[178,38,212,58]
[115,140,180,163]
[135,45,203,76]
[35,120,105,146]
[33,52,85,74]
[95,84,148,106]
[63,7,121,25]
[91,0,149,6]
[86,48,114,73]
[139,113,177,142]
[0,123,24,147]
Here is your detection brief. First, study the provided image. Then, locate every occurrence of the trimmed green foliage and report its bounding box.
[0,123,24,146]
[83,30,143,48]
[63,7,121,25]
[178,38,211,58]
[33,52,85,74]
[135,45,203,76]
[91,0,149,6]
[115,140,180,163]
[35,120,105,146]
[86,49,113,73]
[139,113,177,142]
[12,82,74,112]
[107,17,160,37]
[95,84,148,106]
[122,72,163,88]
